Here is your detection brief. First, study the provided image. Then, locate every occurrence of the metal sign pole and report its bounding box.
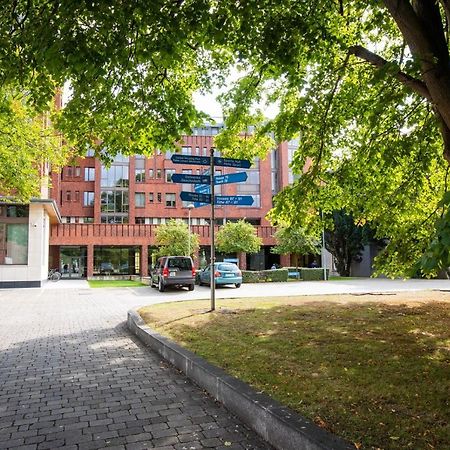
[210,148,216,311]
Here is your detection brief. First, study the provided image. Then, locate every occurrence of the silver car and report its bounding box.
[151,256,195,292]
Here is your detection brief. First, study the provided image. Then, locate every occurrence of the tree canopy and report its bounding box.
[2,1,450,274]
[271,226,320,262]
[216,220,262,255]
[154,219,199,258]
[0,87,67,201]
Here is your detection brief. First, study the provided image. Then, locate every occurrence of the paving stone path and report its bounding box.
[0,287,272,450]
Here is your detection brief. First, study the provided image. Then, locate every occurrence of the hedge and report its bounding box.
[242,268,288,283]
[301,268,329,281]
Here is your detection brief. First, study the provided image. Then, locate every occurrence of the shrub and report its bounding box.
[301,268,329,280]
[242,269,288,283]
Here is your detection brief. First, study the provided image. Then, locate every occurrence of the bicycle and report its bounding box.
[48,268,62,281]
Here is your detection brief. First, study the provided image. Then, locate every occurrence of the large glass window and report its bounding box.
[94,246,140,275]
[0,205,29,265]
[101,166,129,187]
[237,169,260,208]
[101,191,129,213]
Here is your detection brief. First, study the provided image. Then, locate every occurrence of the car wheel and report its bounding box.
[188,284,194,291]
[235,283,241,288]
[158,278,165,292]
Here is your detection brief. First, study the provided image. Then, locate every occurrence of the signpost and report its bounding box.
[171,151,252,311]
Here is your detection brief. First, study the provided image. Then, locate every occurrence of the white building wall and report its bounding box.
[0,204,50,287]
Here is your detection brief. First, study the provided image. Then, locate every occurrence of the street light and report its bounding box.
[187,204,194,257]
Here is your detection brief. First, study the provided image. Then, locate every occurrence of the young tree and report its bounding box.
[216,220,262,268]
[154,219,199,259]
[324,211,374,277]
[271,226,320,272]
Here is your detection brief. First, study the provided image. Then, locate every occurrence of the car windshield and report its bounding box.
[217,263,238,271]
[168,258,192,270]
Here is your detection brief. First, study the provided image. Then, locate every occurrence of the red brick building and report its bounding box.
[49,126,301,278]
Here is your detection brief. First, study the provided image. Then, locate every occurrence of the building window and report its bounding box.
[83,217,94,223]
[135,217,146,224]
[75,166,81,177]
[0,205,29,265]
[135,169,145,183]
[181,146,191,155]
[149,193,154,203]
[165,169,175,182]
[156,169,162,179]
[75,191,80,202]
[66,191,71,202]
[135,192,145,207]
[84,167,95,181]
[165,193,176,207]
[101,165,129,188]
[157,193,162,203]
[83,192,95,206]
[149,169,154,179]
[67,166,73,178]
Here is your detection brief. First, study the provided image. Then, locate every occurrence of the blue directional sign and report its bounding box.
[171,174,210,184]
[180,191,211,204]
[214,157,251,169]
[171,154,210,166]
[214,172,248,185]
[194,183,210,208]
[214,195,254,206]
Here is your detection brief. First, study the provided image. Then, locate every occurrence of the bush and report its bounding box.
[301,268,329,281]
[242,269,288,283]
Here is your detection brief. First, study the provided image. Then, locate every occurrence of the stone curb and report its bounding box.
[127,309,354,450]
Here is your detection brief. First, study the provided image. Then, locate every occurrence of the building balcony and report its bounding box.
[50,223,277,246]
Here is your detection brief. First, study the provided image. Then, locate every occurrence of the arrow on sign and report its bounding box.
[214,157,251,169]
[214,172,248,185]
[214,195,254,206]
[171,154,210,166]
[180,191,211,204]
[171,174,210,184]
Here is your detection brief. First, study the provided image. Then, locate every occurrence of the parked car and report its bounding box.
[198,262,242,288]
[151,256,195,292]
[99,262,114,275]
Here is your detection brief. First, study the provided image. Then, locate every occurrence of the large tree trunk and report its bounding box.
[383,0,450,161]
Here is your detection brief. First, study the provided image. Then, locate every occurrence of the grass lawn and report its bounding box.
[139,291,450,450]
[88,280,146,288]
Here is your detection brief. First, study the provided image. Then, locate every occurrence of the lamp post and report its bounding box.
[187,204,194,257]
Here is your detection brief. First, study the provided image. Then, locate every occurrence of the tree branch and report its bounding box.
[348,45,432,101]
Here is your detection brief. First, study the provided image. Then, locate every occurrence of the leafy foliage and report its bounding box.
[0,87,67,201]
[154,219,199,258]
[271,226,320,261]
[2,2,450,274]
[324,210,374,277]
[216,220,262,254]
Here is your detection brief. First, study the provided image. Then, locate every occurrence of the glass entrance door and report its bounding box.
[60,246,87,278]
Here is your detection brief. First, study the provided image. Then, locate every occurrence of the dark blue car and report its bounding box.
[198,262,242,288]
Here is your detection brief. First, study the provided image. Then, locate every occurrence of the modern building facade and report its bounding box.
[47,125,311,279]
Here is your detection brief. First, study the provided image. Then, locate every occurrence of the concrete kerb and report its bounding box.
[127,309,354,450]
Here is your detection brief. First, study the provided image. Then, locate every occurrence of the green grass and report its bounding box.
[328,276,360,281]
[139,292,450,450]
[88,280,146,288]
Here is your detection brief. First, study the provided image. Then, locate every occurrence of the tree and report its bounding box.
[271,226,320,271]
[216,220,262,268]
[324,211,375,277]
[2,2,450,274]
[154,219,199,259]
[0,86,67,201]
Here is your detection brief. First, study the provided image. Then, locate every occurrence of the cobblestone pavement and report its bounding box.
[0,287,272,450]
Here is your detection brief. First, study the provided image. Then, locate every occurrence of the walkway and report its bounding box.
[0,287,272,450]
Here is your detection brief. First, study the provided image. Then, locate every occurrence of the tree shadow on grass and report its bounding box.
[164,301,450,450]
